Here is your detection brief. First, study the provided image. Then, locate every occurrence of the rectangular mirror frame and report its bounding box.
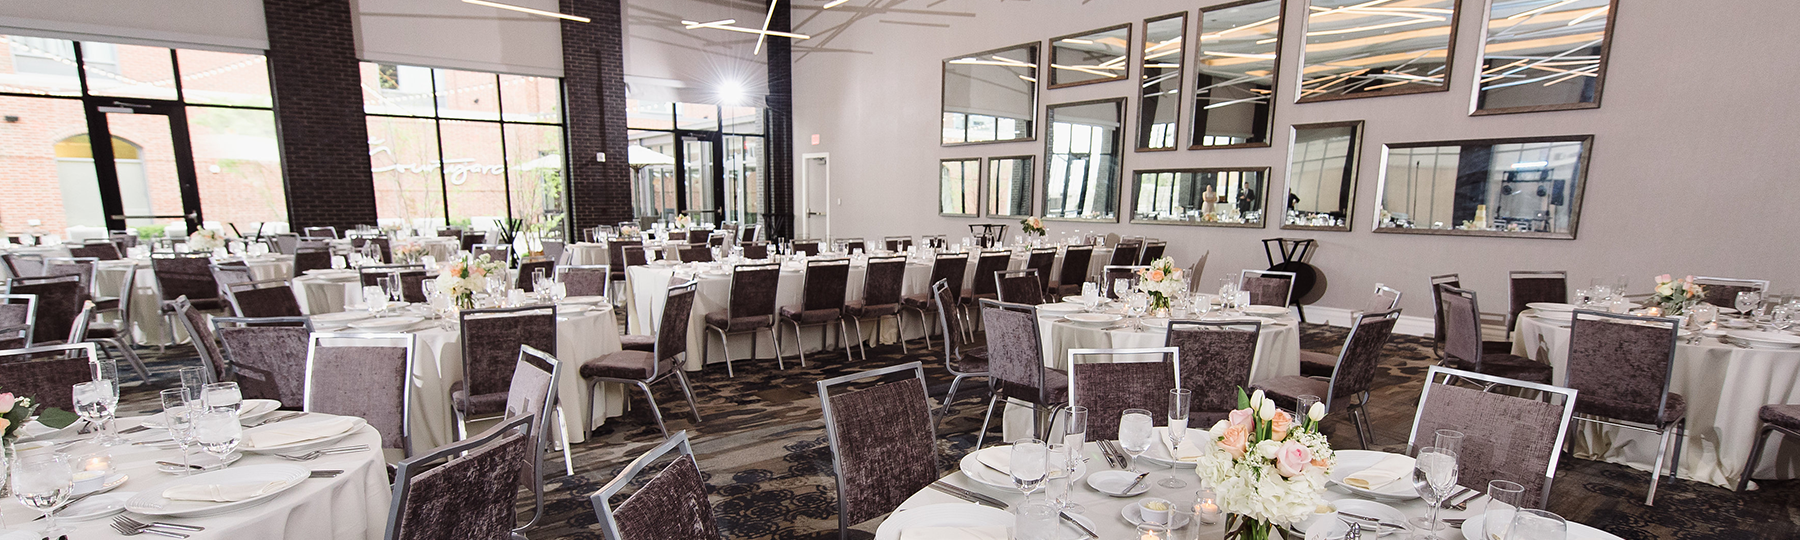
[940,158,983,217]
[1048,24,1134,90]
[941,42,1041,147]
[1372,135,1593,240]
[1280,120,1364,232]
[1129,167,1272,228]
[1471,0,1619,116]
[1137,12,1188,152]
[1295,0,1466,104]
[1042,97,1127,223]
[987,155,1036,218]
[1190,0,1288,150]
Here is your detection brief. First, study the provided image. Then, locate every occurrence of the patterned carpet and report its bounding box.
[116,324,1800,539]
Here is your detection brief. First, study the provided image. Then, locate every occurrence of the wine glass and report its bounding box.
[1771,305,1796,332]
[1061,406,1089,513]
[13,453,71,535]
[1160,389,1192,488]
[1410,447,1459,535]
[72,382,111,443]
[90,359,123,446]
[178,366,209,401]
[160,389,199,475]
[1737,291,1765,320]
[1433,429,1465,457]
[202,381,243,413]
[387,272,405,304]
[1113,278,1132,301]
[1508,509,1568,540]
[1118,409,1156,473]
[1483,480,1526,540]
[1010,439,1048,500]
[194,409,243,464]
[1126,294,1150,331]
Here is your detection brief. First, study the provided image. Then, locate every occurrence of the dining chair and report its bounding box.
[738,224,760,244]
[665,230,688,242]
[212,316,311,409]
[900,253,968,350]
[931,279,988,425]
[1365,283,1402,313]
[151,253,227,332]
[555,264,610,299]
[1065,347,1179,441]
[995,268,1045,305]
[1563,309,1686,505]
[438,228,465,239]
[540,240,566,264]
[1508,270,1568,337]
[209,263,256,300]
[358,264,426,287]
[1435,285,1552,385]
[1410,366,1578,509]
[1054,245,1094,296]
[1023,247,1057,292]
[921,235,947,249]
[1253,309,1401,448]
[1428,274,1511,359]
[455,305,558,440]
[706,232,730,248]
[515,258,556,292]
[703,263,782,377]
[301,226,338,239]
[473,244,509,263]
[108,231,139,250]
[1239,269,1297,307]
[271,233,301,255]
[960,249,1012,309]
[676,244,713,263]
[0,342,99,410]
[1693,276,1770,308]
[590,430,721,540]
[883,236,913,252]
[792,239,821,256]
[1737,404,1800,492]
[292,247,331,276]
[173,296,230,384]
[780,258,854,365]
[1137,240,1167,266]
[351,236,392,263]
[583,280,702,439]
[1187,252,1211,295]
[1100,265,1147,299]
[845,255,909,357]
[306,332,417,457]
[7,274,84,347]
[460,232,487,252]
[1166,320,1260,425]
[43,257,98,302]
[839,238,866,254]
[606,239,644,300]
[504,344,570,499]
[0,294,38,350]
[385,415,532,540]
[976,299,1065,448]
[224,279,305,318]
[69,242,121,261]
[738,242,768,259]
[818,361,936,540]
[1,253,44,278]
[1107,239,1141,267]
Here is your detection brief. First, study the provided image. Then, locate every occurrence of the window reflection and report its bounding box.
[1475,0,1614,113]
[941,44,1038,145]
[1193,0,1282,148]
[1132,168,1268,227]
[1050,25,1131,87]
[1043,99,1123,221]
[1138,14,1184,150]
[987,156,1033,217]
[1377,137,1590,238]
[1283,122,1362,231]
[1298,0,1460,101]
[940,159,981,216]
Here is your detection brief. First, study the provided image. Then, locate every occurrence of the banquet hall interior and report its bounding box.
[0,0,1795,538]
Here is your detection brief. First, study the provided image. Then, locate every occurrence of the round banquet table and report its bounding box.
[1000,310,1303,441]
[566,242,608,265]
[292,272,363,315]
[92,255,295,346]
[1512,313,1800,488]
[0,414,390,539]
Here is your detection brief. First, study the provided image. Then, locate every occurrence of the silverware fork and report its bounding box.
[110,520,187,538]
[276,444,369,461]
[116,515,205,533]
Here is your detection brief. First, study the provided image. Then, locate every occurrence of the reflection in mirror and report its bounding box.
[1132,168,1270,227]
[1050,25,1131,88]
[1043,99,1124,221]
[940,158,981,216]
[1297,0,1460,102]
[1376,137,1591,238]
[942,44,1039,145]
[1192,0,1283,148]
[1282,121,1362,231]
[1475,0,1615,114]
[1138,14,1186,151]
[987,156,1034,217]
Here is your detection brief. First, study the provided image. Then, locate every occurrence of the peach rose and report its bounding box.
[1275,440,1311,478]
[1269,410,1293,441]
[1217,424,1250,459]
[1228,408,1253,428]
[0,418,11,433]
[1147,269,1165,282]
[0,393,13,414]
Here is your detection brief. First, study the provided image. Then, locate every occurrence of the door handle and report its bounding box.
[110,213,196,220]
[807,211,826,217]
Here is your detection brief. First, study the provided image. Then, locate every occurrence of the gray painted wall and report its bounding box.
[789,0,1800,319]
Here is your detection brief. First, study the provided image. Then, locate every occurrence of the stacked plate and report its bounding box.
[1327,450,1420,502]
[1243,305,1291,317]
[1725,330,1800,349]
[1035,303,1084,314]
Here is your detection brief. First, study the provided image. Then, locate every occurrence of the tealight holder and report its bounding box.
[1194,486,1222,524]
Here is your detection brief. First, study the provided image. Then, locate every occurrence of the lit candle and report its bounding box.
[1195,486,1222,524]
[72,453,112,492]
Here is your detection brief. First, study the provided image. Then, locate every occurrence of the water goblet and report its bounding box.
[1433,429,1465,457]
[194,409,243,464]
[387,272,405,304]
[1771,305,1796,332]
[12,453,72,535]
[160,389,199,475]
[1159,389,1192,488]
[1010,438,1048,500]
[202,381,243,413]
[1737,291,1765,320]
[90,359,123,445]
[1410,446,1459,535]
[1113,278,1133,301]
[72,382,112,443]
[1118,409,1156,473]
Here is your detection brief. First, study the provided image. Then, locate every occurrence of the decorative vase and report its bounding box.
[1225,515,1280,540]
[455,291,475,310]
[1148,292,1172,313]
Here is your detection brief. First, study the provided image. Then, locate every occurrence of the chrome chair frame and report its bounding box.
[1239,269,1298,307]
[384,415,532,540]
[305,332,418,457]
[1563,309,1687,505]
[589,430,709,540]
[817,361,933,539]
[1413,366,1577,509]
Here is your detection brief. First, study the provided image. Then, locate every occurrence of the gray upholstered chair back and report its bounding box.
[292,248,331,275]
[860,256,908,308]
[214,316,311,409]
[540,240,565,263]
[1165,320,1260,423]
[1565,310,1680,426]
[841,237,865,253]
[1,253,44,278]
[7,274,82,345]
[460,232,486,251]
[70,242,121,261]
[1024,248,1057,291]
[1066,347,1179,441]
[272,233,300,255]
[1508,271,1567,328]
[210,264,255,299]
[607,239,642,269]
[555,264,610,298]
[591,431,721,540]
[472,245,509,264]
[174,296,228,381]
[1366,284,1402,313]
[1107,240,1141,267]
[883,236,913,252]
[0,294,38,349]
[1101,265,1146,299]
[226,279,304,318]
[926,253,969,294]
[43,257,97,295]
[792,239,820,256]
[1325,309,1401,410]
[931,280,974,367]
[516,258,556,291]
[817,362,935,537]
[302,226,337,239]
[677,244,713,263]
[654,281,699,376]
[1411,366,1577,509]
[151,254,220,303]
[1239,269,1296,307]
[0,342,96,410]
[799,258,851,312]
[1059,246,1094,290]
[727,262,780,320]
[306,332,417,454]
[506,345,559,529]
[1438,285,1485,367]
[995,268,1044,305]
[385,415,532,540]
[1693,276,1769,308]
[1137,240,1167,266]
[459,305,557,398]
[978,299,1048,399]
[359,264,426,288]
[969,250,1011,296]
[621,245,649,266]
[738,242,768,259]
[1428,273,1463,352]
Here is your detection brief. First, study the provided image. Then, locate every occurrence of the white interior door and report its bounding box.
[801,153,829,239]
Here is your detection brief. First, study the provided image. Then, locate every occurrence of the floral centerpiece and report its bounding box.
[1650,274,1704,315]
[673,214,692,229]
[1134,256,1186,314]
[0,390,77,442]
[1197,388,1335,540]
[392,240,428,265]
[187,229,226,252]
[434,253,505,309]
[1020,216,1046,236]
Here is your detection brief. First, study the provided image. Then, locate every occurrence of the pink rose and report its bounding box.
[1217,424,1250,459]
[1228,408,1253,428]
[1275,440,1311,477]
[1655,274,1671,284]
[0,393,12,414]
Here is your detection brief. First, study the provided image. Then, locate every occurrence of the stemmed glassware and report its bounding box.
[386,272,405,305]
[13,453,72,535]
[1118,409,1156,473]
[202,381,243,413]
[1770,305,1795,332]
[1411,446,1459,536]
[532,268,551,302]
[194,409,243,465]
[160,389,199,474]
[1009,438,1048,501]
[72,382,113,444]
[1061,406,1088,513]
[1126,293,1150,331]
[1159,389,1191,488]
[1113,278,1133,301]
[1737,291,1765,320]
[89,359,122,445]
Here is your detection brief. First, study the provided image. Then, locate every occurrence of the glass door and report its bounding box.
[85,98,201,232]
[675,131,724,225]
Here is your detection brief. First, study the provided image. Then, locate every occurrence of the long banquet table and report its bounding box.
[1512,312,1800,488]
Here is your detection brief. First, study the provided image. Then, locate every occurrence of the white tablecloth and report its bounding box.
[1513,314,1800,488]
[293,274,362,315]
[0,414,390,540]
[567,242,608,265]
[92,256,294,345]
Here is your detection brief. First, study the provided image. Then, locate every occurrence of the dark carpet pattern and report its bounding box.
[113,325,1800,539]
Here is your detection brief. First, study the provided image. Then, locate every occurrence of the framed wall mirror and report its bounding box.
[1375,136,1592,239]
[1192,0,1285,149]
[988,156,1035,217]
[1043,98,1125,222]
[940,158,982,217]
[1474,0,1617,115]
[1137,13,1186,151]
[1297,0,1462,102]
[1132,168,1270,227]
[942,43,1039,145]
[1049,25,1132,88]
[1282,121,1363,231]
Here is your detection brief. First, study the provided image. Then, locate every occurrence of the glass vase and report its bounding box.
[1224,515,1279,540]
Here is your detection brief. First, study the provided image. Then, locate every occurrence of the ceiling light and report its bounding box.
[462,0,589,23]
[1061,39,1094,45]
[1567,5,1608,26]
[823,0,849,8]
[683,19,737,29]
[1507,0,1578,20]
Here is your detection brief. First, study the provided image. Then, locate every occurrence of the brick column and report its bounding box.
[763,0,796,240]
[562,0,633,232]
[262,0,378,231]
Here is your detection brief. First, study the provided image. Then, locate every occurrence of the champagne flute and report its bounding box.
[1410,447,1458,535]
[13,453,72,534]
[1159,389,1191,488]
[1118,409,1156,473]
[1010,438,1048,500]
[178,366,210,401]
[1433,429,1464,458]
[194,409,243,464]
[1061,406,1089,513]
[160,389,199,475]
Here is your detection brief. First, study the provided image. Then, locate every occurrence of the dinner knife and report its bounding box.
[1337,511,1407,530]
[1061,511,1098,539]
[930,481,1010,509]
[155,461,205,470]
[1116,472,1151,496]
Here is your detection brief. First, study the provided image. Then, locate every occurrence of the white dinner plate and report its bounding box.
[1461,513,1622,540]
[874,503,1015,540]
[236,399,283,423]
[1136,427,1209,467]
[1122,501,1193,528]
[1243,305,1291,317]
[956,448,1088,490]
[1328,450,1420,501]
[1526,302,1580,313]
[1526,309,1574,324]
[14,417,80,442]
[302,269,357,278]
[239,416,368,454]
[347,316,424,331]
[1717,318,1757,329]
[128,464,309,518]
[1063,313,1122,326]
[1084,470,1150,497]
[58,491,134,521]
[1727,330,1800,349]
[1207,316,1281,327]
[1035,303,1085,314]
[1296,499,1407,537]
[158,452,242,474]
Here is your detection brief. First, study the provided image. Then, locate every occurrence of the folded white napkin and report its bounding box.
[899,527,1009,540]
[975,446,1011,476]
[163,480,289,502]
[1158,427,1206,461]
[1343,454,1414,490]
[246,416,360,449]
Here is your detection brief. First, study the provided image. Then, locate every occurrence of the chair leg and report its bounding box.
[711,328,734,378]
[1671,418,1687,479]
[851,318,868,361]
[453,407,468,441]
[975,392,1001,450]
[1647,423,1674,505]
[672,371,703,423]
[104,338,151,383]
[888,315,908,355]
[555,405,574,477]
[938,374,968,426]
[788,320,807,368]
[1350,404,1371,449]
[1737,424,1779,492]
[765,326,784,369]
[636,381,669,439]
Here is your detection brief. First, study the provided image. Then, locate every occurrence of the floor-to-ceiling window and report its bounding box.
[0,34,283,237]
[362,63,566,236]
[626,98,766,227]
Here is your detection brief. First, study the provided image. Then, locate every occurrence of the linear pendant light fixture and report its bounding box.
[680,0,811,55]
[462,0,590,23]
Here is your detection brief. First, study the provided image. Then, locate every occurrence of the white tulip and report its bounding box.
[1209,420,1230,437]
[1308,401,1326,421]
[1250,389,1266,409]
[1258,399,1277,420]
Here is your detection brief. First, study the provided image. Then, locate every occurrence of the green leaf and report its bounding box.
[35,408,79,429]
[1236,387,1250,410]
